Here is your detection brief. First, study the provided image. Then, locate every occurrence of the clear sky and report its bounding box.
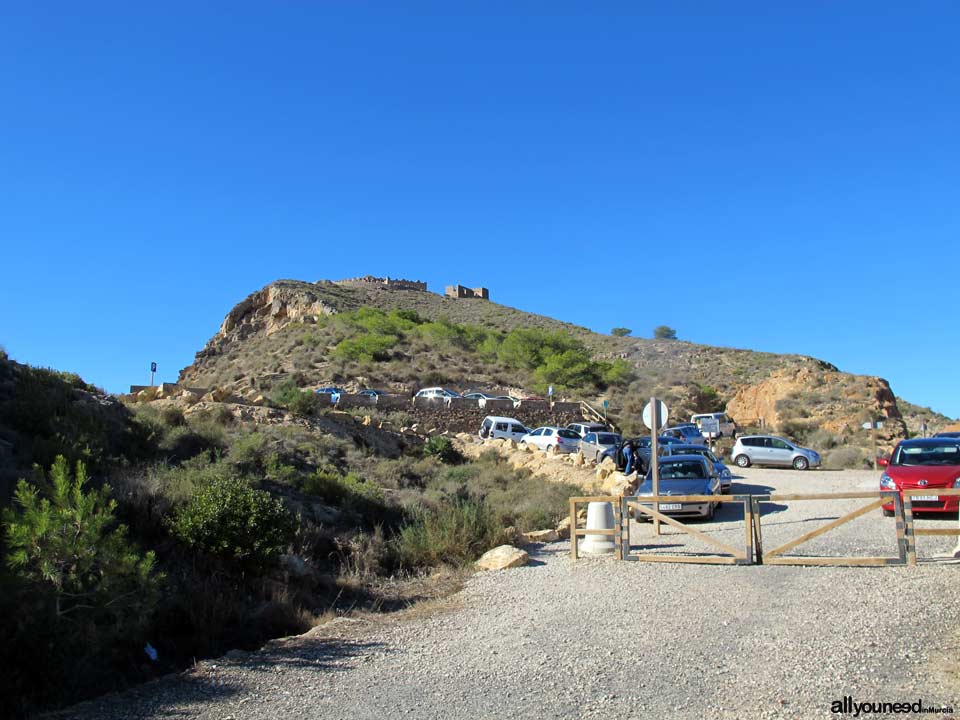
[1,3,958,418]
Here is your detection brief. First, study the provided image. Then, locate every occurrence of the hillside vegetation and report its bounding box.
[178,279,952,450]
[0,351,578,717]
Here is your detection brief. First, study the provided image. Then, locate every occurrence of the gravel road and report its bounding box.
[55,468,960,720]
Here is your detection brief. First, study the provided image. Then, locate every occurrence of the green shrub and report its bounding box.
[170,476,295,571]
[302,469,385,511]
[269,379,318,415]
[824,446,866,469]
[396,500,504,568]
[653,325,677,340]
[228,431,268,472]
[611,327,632,337]
[334,334,398,362]
[423,436,463,464]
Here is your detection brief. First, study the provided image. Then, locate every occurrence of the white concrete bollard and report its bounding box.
[579,501,616,555]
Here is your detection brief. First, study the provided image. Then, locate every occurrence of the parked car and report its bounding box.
[663,424,708,446]
[567,422,609,438]
[464,392,517,408]
[479,416,530,442]
[663,443,733,492]
[691,412,738,439]
[579,431,622,462]
[520,426,582,455]
[414,387,462,399]
[880,437,960,517]
[632,455,721,521]
[934,431,960,439]
[315,386,344,403]
[731,435,821,470]
[359,389,389,398]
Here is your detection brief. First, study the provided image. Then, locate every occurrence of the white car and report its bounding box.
[414,387,462,399]
[691,412,737,439]
[464,392,518,408]
[479,416,530,442]
[520,426,582,455]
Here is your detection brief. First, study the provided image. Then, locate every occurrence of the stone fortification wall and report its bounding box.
[334,276,428,292]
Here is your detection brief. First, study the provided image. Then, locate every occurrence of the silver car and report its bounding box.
[579,432,622,462]
[520,426,582,455]
[731,435,821,471]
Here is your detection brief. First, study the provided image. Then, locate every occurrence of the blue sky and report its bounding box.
[1,3,958,417]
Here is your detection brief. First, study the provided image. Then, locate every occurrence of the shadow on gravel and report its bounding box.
[236,637,387,672]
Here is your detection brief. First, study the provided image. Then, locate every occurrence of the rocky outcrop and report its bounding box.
[727,366,907,445]
[179,281,336,385]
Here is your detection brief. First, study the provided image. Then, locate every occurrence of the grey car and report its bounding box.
[731,435,821,471]
[579,432,622,462]
[663,443,733,492]
[632,455,721,521]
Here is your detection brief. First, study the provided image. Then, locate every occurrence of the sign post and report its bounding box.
[602,398,609,423]
[150,361,157,387]
[643,398,669,537]
[548,385,554,405]
[862,419,884,469]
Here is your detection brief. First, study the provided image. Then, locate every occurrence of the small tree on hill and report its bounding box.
[653,325,677,340]
[611,327,631,337]
[2,456,160,622]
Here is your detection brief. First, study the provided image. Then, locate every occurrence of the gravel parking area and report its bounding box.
[56,468,960,720]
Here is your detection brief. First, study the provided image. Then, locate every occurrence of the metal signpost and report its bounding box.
[643,398,669,536]
[548,385,554,404]
[700,416,720,447]
[602,398,609,423]
[150,361,157,387]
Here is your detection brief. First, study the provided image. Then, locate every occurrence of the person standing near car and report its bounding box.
[623,439,636,476]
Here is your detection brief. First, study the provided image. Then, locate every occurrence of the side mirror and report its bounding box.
[878,457,889,467]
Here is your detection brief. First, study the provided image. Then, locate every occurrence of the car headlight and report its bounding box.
[953,477,960,489]
[880,473,896,490]
[720,468,731,478]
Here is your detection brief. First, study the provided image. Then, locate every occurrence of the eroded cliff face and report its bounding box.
[179,282,336,385]
[726,366,907,446]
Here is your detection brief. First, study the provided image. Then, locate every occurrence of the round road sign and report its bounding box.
[642,399,669,430]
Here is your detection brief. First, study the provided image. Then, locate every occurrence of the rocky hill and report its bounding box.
[176,278,955,453]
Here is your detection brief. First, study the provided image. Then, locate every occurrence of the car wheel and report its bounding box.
[793,456,810,471]
[882,507,895,518]
[549,444,558,455]
[735,454,751,468]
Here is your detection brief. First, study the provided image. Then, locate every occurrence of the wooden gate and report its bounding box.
[752,491,905,566]
[620,494,755,565]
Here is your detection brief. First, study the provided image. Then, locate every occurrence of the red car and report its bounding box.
[880,437,960,517]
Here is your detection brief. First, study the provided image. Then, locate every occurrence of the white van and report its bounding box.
[479,416,530,442]
[690,412,737,439]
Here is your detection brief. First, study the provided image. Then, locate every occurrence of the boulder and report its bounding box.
[600,456,616,470]
[574,452,585,467]
[555,516,572,540]
[522,529,560,544]
[596,465,613,481]
[476,545,529,571]
[180,390,201,406]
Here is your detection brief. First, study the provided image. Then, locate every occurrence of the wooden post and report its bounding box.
[651,396,661,537]
[872,420,878,471]
[569,499,578,560]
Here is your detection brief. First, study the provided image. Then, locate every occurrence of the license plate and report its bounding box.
[911,495,939,502]
[658,503,682,511]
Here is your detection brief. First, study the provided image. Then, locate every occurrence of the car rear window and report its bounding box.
[659,461,707,480]
[558,429,581,439]
[597,433,619,444]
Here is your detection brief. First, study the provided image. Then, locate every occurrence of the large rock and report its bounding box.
[555,516,572,540]
[522,529,560,544]
[475,545,529,571]
[596,465,613,481]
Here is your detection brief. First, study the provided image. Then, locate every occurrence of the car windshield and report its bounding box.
[557,429,581,439]
[658,461,707,480]
[597,433,619,444]
[892,443,960,466]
